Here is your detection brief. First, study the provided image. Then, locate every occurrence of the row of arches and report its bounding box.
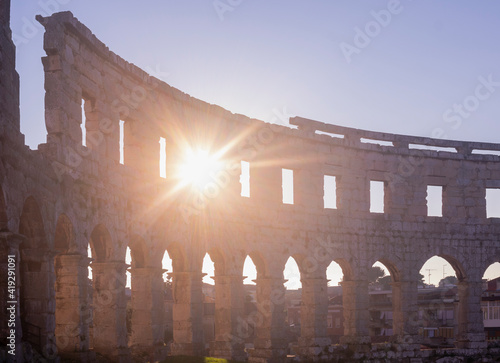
[0,186,498,360]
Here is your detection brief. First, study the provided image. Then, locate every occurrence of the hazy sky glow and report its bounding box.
[11,1,500,286]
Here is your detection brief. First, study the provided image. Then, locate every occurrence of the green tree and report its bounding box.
[368,266,386,284]
[378,275,392,290]
[438,275,457,287]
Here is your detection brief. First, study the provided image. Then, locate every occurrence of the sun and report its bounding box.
[177,148,223,190]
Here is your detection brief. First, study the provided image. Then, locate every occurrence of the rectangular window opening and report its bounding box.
[240,161,250,197]
[370,180,384,213]
[324,175,337,209]
[282,168,294,204]
[472,149,500,156]
[119,120,125,165]
[427,185,443,217]
[486,188,500,218]
[159,137,166,178]
[81,99,87,146]
[315,130,344,139]
[360,138,394,147]
[409,144,457,153]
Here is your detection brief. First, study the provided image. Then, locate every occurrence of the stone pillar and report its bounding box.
[248,277,287,363]
[339,280,370,347]
[91,261,129,360]
[294,167,323,212]
[0,232,24,362]
[0,0,10,25]
[391,280,421,348]
[455,280,487,349]
[19,248,57,358]
[129,267,167,358]
[211,274,246,361]
[251,164,282,206]
[54,253,91,356]
[297,276,331,358]
[169,271,205,356]
[0,0,21,133]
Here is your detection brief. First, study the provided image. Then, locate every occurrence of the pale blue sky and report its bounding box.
[11,1,500,148]
[11,1,500,285]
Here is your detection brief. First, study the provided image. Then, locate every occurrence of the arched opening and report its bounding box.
[87,243,93,349]
[18,196,54,356]
[284,256,301,290]
[125,246,132,288]
[368,261,394,342]
[202,252,215,285]
[283,256,301,345]
[162,250,174,344]
[125,246,132,340]
[243,255,257,286]
[87,244,93,279]
[420,256,458,287]
[201,252,216,346]
[326,260,343,287]
[483,263,500,282]
[419,255,461,347]
[326,261,345,344]
[482,262,500,341]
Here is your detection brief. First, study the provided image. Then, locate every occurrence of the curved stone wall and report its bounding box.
[1,7,500,362]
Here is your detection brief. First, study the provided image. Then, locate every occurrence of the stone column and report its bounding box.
[297,276,331,358]
[339,280,370,347]
[251,165,282,206]
[91,261,129,360]
[19,247,57,358]
[391,280,421,348]
[294,167,323,212]
[248,277,287,363]
[0,232,24,362]
[54,253,91,355]
[211,274,246,361]
[129,267,166,357]
[169,271,205,356]
[455,280,487,349]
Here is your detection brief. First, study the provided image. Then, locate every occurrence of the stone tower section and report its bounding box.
[0,0,20,133]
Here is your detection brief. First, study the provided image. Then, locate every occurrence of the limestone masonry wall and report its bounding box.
[1,6,500,363]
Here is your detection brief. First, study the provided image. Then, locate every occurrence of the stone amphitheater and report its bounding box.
[1,1,500,362]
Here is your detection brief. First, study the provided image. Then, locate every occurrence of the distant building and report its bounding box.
[482,277,500,340]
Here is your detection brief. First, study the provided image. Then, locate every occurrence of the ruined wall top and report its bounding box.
[0,0,20,135]
[36,11,500,165]
[32,10,500,245]
[0,0,10,27]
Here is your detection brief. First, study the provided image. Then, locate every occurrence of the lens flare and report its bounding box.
[177,149,223,190]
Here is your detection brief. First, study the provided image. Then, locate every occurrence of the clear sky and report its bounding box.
[11,1,500,286]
